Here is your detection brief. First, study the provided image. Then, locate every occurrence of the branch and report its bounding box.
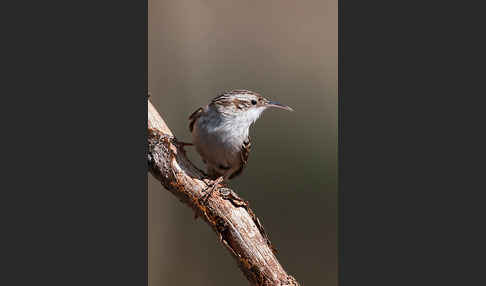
[147,98,300,285]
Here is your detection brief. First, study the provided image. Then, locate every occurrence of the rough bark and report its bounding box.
[147,98,300,286]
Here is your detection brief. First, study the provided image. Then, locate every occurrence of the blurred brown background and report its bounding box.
[149,1,337,285]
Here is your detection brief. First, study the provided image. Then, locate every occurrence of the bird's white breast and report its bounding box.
[189,89,295,179]
[191,106,264,173]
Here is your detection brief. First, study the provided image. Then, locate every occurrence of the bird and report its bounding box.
[187,89,293,195]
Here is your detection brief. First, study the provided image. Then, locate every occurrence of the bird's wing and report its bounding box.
[229,136,251,179]
[188,107,204,132]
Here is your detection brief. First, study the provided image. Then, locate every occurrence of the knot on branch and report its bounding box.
[147,130,175,186]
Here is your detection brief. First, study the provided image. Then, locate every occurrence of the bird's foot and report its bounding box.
[194,177,223,220]
[218,187,248,208]
[175,140,193,150]
[174,140,193,156]
[201,176,224,204]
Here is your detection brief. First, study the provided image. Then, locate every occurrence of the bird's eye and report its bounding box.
[251,100,257,105]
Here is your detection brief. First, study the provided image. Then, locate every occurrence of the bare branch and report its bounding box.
[147,99,300,285]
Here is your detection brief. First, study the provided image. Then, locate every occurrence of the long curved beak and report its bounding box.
[266,101,294,111]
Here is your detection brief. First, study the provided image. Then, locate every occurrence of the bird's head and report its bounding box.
[210,89,293,125]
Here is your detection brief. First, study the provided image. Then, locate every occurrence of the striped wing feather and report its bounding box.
[188,107,204,132]
[229,136,251,179]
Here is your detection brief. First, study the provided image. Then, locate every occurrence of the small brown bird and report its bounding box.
[188,90,293,192]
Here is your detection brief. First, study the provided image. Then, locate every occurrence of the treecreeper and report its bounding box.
[186,89,293,197]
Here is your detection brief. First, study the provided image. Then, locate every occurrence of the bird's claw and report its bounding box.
[201,176,224,204]
[177,141,194,147]
[174,140,193,155]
